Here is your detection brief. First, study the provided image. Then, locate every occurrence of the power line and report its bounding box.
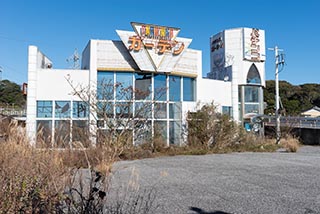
[0,35,35,44]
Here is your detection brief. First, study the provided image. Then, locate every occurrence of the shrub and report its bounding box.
[0,122,158,213]
[0,139,67,213]
[280,136,300,152]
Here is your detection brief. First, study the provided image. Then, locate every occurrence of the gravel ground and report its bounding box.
[110,146,320,214]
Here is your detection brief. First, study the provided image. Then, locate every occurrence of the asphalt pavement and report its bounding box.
[111,146,320,214]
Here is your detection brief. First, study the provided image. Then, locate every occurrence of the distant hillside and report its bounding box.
[264,80,320,116]
[0,80,26,108]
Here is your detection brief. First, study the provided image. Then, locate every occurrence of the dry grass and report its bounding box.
[0,122,114,213]
[0,121,159,213]
[280,136,300,152]
[0,113,301,213]
[0,131,68,213]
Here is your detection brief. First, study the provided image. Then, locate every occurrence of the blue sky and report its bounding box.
[1,0,319,85]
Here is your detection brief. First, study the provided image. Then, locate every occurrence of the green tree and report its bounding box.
[0,79,26,107]
[264,80,320,116]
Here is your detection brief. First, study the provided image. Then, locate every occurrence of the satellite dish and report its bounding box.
[224,76,229,81]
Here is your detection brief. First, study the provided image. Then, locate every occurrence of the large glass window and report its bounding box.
[115,102,133,118]
[222,106,232,117]
[183,77,195,101]
[55,101,71,118]
[54,120,70,147]
[116,72,133,100]
[245,104,259,114]
[239,85,263,120]
[154,121,167,142]
[169,121,181,145]
[154,74,167,101]
[97,101,114,119]
[169,103,181,119]
[134,120,152,145]
[72,120,89,146]
[135,102,152,118]
[36,120,52,145]
[154,103,167,119]
[97,71,114,100]
[245,86,259,103]
[37,101,52,118]
[135,73,152,100]
[73,101,89,118]
[169,76,181,101]
[247,64,261,84]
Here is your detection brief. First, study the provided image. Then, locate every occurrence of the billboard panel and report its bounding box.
[243,28,265,62]
[209,32,225,80]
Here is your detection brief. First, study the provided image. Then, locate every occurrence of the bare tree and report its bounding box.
[66,75,166,155]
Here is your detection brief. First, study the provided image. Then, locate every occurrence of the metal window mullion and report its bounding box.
[132,72,135,145]
[151,73,155,139]
[180,76,183,101]
[52,100,55,147]
[166,75,169,146]
[70,100,73,149]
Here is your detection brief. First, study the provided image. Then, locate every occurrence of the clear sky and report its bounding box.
[1,0,319,85]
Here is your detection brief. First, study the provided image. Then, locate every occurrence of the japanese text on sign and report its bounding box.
[250,28,260,61]
[128,24,184,55]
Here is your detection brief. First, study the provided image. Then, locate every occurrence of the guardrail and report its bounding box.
[264,116,320,129]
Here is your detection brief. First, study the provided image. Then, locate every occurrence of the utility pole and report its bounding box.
[0,66,3,82]
[269,46,285,144]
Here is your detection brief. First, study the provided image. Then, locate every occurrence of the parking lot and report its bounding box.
[112,146,320,214]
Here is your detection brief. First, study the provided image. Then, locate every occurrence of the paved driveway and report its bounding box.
[111,146,320,214]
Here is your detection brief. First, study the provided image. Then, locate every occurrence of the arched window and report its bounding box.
[247,64,261,84]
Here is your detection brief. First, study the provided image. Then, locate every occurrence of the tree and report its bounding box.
[0,79,26,107]
[66,75,166,154]
[264,80,320,116]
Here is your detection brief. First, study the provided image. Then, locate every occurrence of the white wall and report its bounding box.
[197,78,232,111]
[36,49,52,69]
[36,69,89,100]
[27,45,90,145]
[224,28,265,86]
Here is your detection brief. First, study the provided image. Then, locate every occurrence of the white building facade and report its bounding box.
[207,27,266,123]
[26,23,266,146]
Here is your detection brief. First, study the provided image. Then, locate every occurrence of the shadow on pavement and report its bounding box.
[189,206,231,214]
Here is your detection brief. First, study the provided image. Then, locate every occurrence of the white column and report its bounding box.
[26,46,38,145]
[231,66,239,122]
[89,40,98,144]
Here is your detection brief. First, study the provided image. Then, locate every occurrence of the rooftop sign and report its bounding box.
[116,22,191,72]
[243,28,266,62]
[130,22,184,55]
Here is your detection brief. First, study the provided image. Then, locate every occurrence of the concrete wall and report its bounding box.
[81,41,90,70]
[96,40,138,71]
[26,46,38,145]
[197,78,232,112]
[36,69,89,100]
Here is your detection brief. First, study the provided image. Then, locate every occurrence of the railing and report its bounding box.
[264,116,320,129]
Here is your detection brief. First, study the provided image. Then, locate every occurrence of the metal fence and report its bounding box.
[264,116,320,129]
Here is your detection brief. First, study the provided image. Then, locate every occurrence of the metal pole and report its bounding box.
[275,46,281,144]
[0,66,3,82]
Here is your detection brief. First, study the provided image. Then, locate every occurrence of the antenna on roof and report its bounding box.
[66,49,80,69]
